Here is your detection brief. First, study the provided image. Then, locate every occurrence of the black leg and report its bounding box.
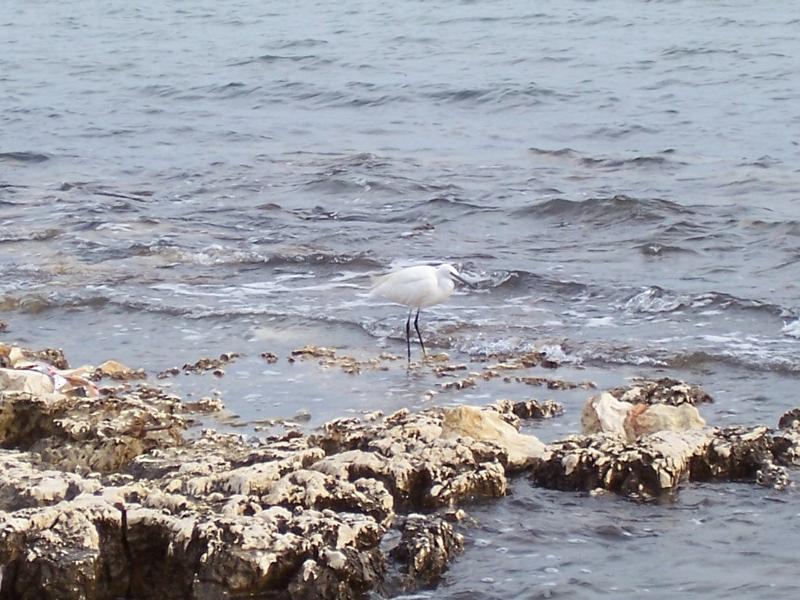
[405,310,412,362]
[414,308,427,357]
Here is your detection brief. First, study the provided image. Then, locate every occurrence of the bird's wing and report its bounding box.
[370,267,438,306]
[371,267,430,290]
[369,272,393,287]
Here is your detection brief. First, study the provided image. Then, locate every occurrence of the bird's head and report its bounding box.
[437,263,475,288]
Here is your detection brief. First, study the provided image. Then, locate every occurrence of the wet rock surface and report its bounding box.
[0,343,554,599]
[389,514,464,589]
[778,408,800,430]
[157,352,241,379]
[485,398,564,428]
[289,344,396,375]
[0,383,186,473]
[536,414,800,500]
[607,377,714,406]
[92,359,147,381]
[0,342,797,598]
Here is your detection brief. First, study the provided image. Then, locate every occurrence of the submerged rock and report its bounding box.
[260,351,279,363]
[289,345,389,375]
[478,350,560,370]
[511,375,595,390]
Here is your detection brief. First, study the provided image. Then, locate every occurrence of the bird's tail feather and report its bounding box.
[369,272,391,289]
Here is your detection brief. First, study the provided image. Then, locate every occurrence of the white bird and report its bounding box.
[370,263,472,361]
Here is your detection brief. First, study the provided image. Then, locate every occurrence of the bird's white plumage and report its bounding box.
[370,264,458,308]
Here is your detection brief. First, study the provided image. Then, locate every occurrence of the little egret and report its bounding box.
[370,263,472,361]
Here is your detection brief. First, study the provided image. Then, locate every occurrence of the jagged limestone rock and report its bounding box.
[2,345,798,599]
[0,451,102,510]
[533,429,712,500]
[0,384,185,473]
[608,377,713,406]
[778,408,800,430]
[0,368,56,396]
[486,398,564,428]
[310,408,510,508]
[440,405,546,469]
[581,392,705,441]
[390,513,464,589]
[0,498,126,600]
[534,420,800,499]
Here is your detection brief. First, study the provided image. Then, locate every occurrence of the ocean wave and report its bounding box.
[635,242,696,256]
[529,147,682,167]
[413,195,488,212]
[741,218,800,237]
[589,124,659,139]
[274,38,329,49]
[661,45,746,58]
[234,53,322,65]
[620,285,793,318]
[782,320,800,339]
[0,292,110,314]
[511,194,690,225]
[528,147,579,159]
[470,269,589,296]
[622,287,689,313]
[665,349,800,374]
[300,176,400,196]
[374,194,493,225]
[0,151,50,163]
[305,151,390,169]
[0,228,62,244]
[423,83,570,106]
[133,244,382,269]
[198,82,264,98]
[621,286,786,316]
[293,152,450,199]
[578,154,684,169]
[577,342,800,374]
[739,155,782,169]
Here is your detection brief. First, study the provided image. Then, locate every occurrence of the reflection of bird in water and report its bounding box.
[371,263,472,362]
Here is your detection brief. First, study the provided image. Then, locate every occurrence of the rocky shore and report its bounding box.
[0,342,798,599]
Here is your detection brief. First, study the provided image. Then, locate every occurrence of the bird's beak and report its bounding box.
[452,272,477,288]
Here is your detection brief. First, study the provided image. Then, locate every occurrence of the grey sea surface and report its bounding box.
[2,0,800,598]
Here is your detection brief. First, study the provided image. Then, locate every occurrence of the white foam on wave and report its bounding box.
[585,316,616,327]
[782,319,800,338]
[174,245,270,266]
[622,287,687,313]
